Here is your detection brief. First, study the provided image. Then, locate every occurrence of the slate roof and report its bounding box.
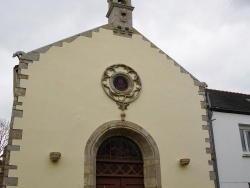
[206,89,250,115]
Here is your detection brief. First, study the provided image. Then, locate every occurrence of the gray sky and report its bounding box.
[1,0,250,120]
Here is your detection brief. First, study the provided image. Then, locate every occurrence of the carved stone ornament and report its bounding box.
[101,64,142,111]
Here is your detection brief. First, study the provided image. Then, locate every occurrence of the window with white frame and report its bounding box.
[239,124,250,152]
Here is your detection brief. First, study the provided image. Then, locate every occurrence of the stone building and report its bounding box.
[4,0,216,187]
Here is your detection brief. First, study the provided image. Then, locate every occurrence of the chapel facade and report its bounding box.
[4,1,216,187]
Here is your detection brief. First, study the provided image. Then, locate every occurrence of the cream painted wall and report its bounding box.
[9,28,213,188]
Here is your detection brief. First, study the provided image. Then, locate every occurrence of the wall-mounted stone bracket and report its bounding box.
[3,177,18,186]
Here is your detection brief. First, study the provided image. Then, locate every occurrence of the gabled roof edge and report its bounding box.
[132,27,204,87]
[16,24,113,62]
[14,24,205,87]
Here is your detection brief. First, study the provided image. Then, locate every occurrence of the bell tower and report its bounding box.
[106,0,134,35]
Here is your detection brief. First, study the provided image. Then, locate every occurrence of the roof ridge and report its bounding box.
[206,88,250,96]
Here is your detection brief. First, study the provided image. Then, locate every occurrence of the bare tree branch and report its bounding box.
[0,118,9,158]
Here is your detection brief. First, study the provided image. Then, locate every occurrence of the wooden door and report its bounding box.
[122,177,144,188]
[96,137,144,188]
[96,177,120,188]
[97,177,144,188]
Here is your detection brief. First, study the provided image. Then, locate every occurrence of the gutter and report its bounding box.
[210,107,250,116]
[206,92,221,188]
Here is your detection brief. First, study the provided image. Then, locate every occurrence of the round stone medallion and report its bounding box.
[101,64,142,110]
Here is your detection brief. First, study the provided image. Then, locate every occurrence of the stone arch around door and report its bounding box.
[84,120,161,188]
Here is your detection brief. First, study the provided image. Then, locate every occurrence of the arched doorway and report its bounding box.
[84,120,161,188]
[96,136,144,188]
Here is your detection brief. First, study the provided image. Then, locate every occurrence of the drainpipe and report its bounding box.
[206,92,220,188]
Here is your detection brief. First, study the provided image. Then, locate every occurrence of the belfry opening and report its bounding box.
[118,0,127,4]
